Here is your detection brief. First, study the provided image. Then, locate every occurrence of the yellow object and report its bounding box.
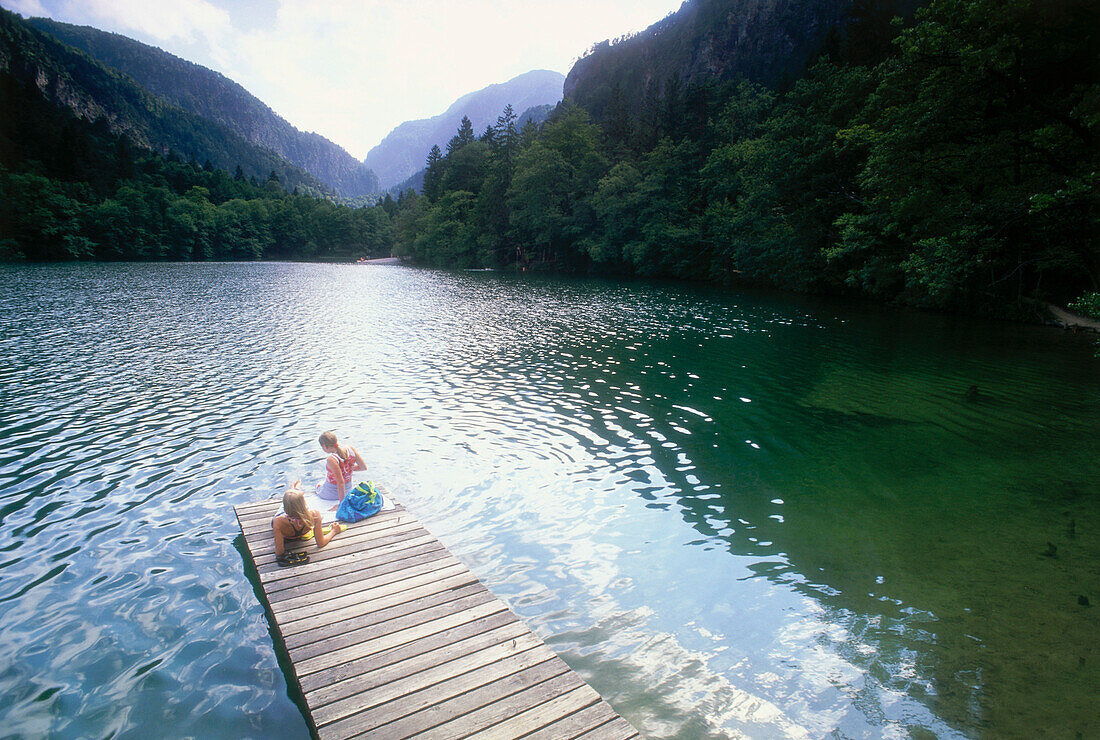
[290,525,331,542]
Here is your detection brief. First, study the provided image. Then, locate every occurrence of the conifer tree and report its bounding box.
[494,104,520,173]
[423,144,444,202]
[447,116,476,155]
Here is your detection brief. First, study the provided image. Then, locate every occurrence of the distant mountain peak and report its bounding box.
[365,70,564,189]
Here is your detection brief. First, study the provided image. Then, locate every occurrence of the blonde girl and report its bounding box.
[316,431,368,505]
[272,480,342,562]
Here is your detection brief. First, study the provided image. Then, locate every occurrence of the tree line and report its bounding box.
[0,70,391,262]
[392,0,1097,318]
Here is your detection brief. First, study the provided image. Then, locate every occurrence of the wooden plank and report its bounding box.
[291,589,502,670]
[462,684,603,740]
[254,520,427,572]
[292,598,509,676]
[315,643,559,734]
[301,617,535,706]
[268,547,457,610]
[297,610,526,692]
[233,499,638,740]
[522,703,637,740]
[362,664,582,739]
[266,539,447,602]
[272,561,473,628]
[575,716,642,740]
[290,588,499,664]
[279,570,481,642]
[330,627,567,736]
[283,577,486,653]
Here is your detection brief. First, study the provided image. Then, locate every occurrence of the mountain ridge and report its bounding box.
[365,69,564,189]
[564,0,857,119]
[0,8,332,195]
[25,16,379,198]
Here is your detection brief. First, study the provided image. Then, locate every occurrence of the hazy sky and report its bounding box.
[4,0,683,159]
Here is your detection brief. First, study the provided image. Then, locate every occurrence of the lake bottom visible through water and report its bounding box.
[0,262,1096,739]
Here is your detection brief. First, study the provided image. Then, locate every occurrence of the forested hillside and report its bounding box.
[26,17,380,199]
[0,9,337,198]
[393,0,1098,318]
[0,14,391,262]
[386,103,556,197]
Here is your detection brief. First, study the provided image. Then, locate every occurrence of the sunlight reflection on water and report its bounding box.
[0,262,1097,738]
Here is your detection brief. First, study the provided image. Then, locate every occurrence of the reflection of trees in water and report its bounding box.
[541,285,1098,737]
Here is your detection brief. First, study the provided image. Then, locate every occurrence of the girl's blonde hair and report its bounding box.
[282,487,313,530]
[319,431,338,449]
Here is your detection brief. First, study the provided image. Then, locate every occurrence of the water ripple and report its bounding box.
[0,264,1097,738]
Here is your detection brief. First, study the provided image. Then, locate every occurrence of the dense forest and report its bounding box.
[2,0,1097,323]
[393,0,1098,317]
[0,71,391,261]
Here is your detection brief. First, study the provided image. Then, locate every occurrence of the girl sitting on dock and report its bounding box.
[316,431,368,506]
[272,480,343,565]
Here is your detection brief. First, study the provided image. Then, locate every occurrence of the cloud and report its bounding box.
[225,0,682,158]
[4,0,682,159]
[5,0,49,17]
[75,0,233,44]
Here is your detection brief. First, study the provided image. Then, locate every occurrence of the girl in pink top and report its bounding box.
[316,430,368,505]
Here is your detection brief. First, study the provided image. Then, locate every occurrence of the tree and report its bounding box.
[423,145,444,202]
[603,81,633,153]
[834,0,1099,309]
[493,104,520,174]
[446,115,476,156]
[507,103,608,268]
[703,63,873,289]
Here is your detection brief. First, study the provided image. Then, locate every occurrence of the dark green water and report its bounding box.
[0,262,1096,738]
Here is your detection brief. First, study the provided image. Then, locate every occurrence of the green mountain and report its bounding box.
[24,16,379,198]
[365,70,563,189]
[391,0,1096,316]
[0,15,393,262]
[0,8,333,196]
[565,0,920,121]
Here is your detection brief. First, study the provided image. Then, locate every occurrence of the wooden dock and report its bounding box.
[234,496,640,739]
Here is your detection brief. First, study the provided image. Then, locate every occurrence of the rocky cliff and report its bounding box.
[27,16,379,198]
[0,8,330,195]
[565,0,858,119]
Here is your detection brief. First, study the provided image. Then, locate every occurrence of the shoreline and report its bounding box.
[355,256,402,264]
[1045,303,1100,333]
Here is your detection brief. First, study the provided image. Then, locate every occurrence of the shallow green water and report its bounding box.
[0,262,1096,738]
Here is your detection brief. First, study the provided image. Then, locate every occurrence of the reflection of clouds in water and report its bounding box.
[333,270,982,739]
[8,264,1095,738]
[513,485,812,738]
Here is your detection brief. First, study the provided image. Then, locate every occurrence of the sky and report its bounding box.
[3,0,684,159]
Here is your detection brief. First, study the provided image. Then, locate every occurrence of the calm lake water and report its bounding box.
[0,262,1096,739]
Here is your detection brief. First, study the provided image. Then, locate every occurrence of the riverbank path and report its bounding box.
[234,496,640,739]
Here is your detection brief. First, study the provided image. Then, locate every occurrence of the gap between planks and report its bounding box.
[234,499,640,740]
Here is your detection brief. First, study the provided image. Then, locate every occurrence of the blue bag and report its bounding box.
[336,481,384,523]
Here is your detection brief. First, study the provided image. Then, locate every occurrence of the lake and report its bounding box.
[0,262,1096,738]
